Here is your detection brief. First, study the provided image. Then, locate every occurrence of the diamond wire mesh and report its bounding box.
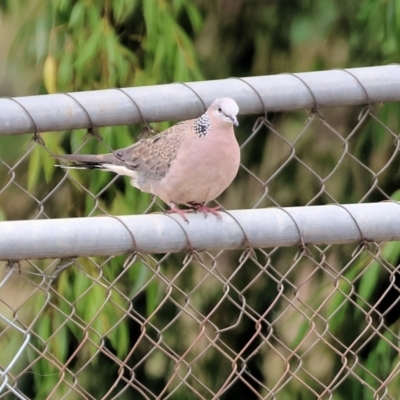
[1,84,400,399]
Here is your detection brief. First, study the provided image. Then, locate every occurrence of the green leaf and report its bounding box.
[327,278,354,332]
[112,0,125,23]
[291,318,311,348]
[87,3,100,29]
[146,278,161,315]
[41,132,60,183]
[27,145,42,192]
[357,261,381,304]
[142,0,156,43]
[129,262,151,298]
[35,14,49,62]
[172,0,184,12]
[36,313,52,341]
[74,23,102,68]
[73,266,91,302]
[51,312,69,362]
[185,3,203,32]
[58,52,73,89]
[105,30,117,65]
[108,290,130,357]
[68,1,85,29]
[56,0,70,13]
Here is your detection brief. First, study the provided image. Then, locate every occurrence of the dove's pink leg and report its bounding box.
[189,202,223,219]
[167,202,193,222]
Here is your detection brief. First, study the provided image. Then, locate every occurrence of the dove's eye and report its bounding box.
[218,107,222,113]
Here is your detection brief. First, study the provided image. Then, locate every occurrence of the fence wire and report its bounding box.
[1,70,400,399]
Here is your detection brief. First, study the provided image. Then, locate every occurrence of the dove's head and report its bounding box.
[209,98,239,127]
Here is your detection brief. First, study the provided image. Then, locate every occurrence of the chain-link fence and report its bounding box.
[1,65,400,399]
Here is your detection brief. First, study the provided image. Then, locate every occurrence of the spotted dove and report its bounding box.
[56,97,240,220]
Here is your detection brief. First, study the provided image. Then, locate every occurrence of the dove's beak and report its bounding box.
[232,116,239,126]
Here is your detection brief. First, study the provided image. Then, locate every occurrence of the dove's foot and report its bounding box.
[188,202,223,219]
[167,202,194,223]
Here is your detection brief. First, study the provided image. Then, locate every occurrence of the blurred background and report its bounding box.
[1,0,400,399]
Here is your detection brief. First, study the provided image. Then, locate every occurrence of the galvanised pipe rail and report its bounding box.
[1,203,399,260]
[1,65,399,135]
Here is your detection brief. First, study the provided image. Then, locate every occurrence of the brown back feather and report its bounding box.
[112,120,191,180]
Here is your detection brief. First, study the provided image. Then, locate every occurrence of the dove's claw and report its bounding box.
[167,202,193,223]
[188,202,223,219]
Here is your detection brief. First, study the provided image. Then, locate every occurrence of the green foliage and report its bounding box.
[8,0,203,90]
[356,0,400,62]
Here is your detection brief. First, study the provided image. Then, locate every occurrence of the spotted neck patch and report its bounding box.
[193,112,211,137]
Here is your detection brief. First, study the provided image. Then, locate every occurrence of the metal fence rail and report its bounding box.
[1,65,400,135]
[1,65,400,399]
[1,203,400,260]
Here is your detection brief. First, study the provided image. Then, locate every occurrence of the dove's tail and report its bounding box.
[55,153,139,183]
[55,153,118,170]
